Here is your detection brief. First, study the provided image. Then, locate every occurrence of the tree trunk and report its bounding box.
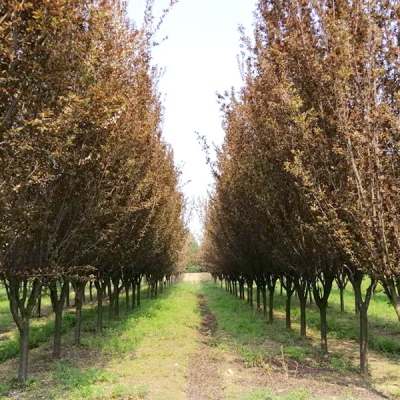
[319,305,328,353]
[49,280,69,359]
[5,278,41,383]
[115,285,120,318]
[340,287,345,312]
[137,279,141,308]
[257,285,261,310]
[312,274,334,354]
[132,281,136,309]
[95,281,103,334]
[286,294,292,329]
[53,306,63,358]
[268,289,274,323]
[74,282,85,346]
[37,287,42,318]
[125,282,129,312]
[262,286,267,317]
[299,295,307,338]
[381,277,400,322]
[18,320,30,384]
[351,272,375,376]
[66,283,70,308]
[296,278,308,338]
[267,276,277,324]
[89,282,93,302]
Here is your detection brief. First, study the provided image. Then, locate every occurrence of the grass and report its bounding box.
[0,282,201,399]
[203,281,400,397]
[232,388,309,400]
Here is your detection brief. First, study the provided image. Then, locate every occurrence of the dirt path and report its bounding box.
[186,294,225,399]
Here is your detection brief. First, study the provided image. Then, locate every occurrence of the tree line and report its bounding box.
[202,0,400,376]
[0,0,186,383]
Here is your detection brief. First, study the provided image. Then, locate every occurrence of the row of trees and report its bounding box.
[0,0,185,383]
[203,0,400,376]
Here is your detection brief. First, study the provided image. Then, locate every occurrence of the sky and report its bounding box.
[127,0,256,238]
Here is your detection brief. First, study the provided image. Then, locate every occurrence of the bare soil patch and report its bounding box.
[186,294,224,400]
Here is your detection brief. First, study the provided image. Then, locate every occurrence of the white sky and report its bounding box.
[127,0,256,237]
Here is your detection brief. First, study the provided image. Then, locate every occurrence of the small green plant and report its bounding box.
[0,383,10,397]
[110,384,129,398]
[240,347,266,367]
[311,360,320,368]
[136,385,149,398]
[283,347,307,362]
[330,357,352,372]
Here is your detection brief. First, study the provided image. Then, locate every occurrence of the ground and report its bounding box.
[0,274,399,400]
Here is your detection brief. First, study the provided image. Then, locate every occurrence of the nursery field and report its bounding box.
[0,281,399,400]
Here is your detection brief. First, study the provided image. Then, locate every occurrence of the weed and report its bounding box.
[0,383,10,397]
[283,347,308,362]
[329,357,353,372]
[238,388,309,400]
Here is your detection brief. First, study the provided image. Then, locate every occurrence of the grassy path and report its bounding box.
[0,280,399,399]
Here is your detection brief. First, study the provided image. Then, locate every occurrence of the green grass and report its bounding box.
[0,283,153,364]
[231,388,309,400]
[1,282,200,399]
[203,281,400,368]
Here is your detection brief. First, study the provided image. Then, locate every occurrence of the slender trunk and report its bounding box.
[268,289,274,323]
[312,274,334,354]
[359,301,368,376]
[137,279,141,308]
[37,288,42,318]
[109,290,115,319]
[107,281,112,299]
[340,287,345,312]
[299,296,307,338]
[5,278,41,383]
[285,293,293,330]
[53,307,63,358]
[115,285,120,318]
[74,282,85,346]
[147,283,151,299]
[155,281,158,298]
[296,278,308,338]
[95,282,103,334]
[66,283,70,308]
[18,321,29,384]
[355,293,359,314]
[89,282,93,302]
[352,273,375,376]
[132,281,136,309]
[262,287,267,317]
[319,305,328,354]
[125,282,129,312]
[267,276,277,324]
[50,281,69,359]
[257,285,261,310]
